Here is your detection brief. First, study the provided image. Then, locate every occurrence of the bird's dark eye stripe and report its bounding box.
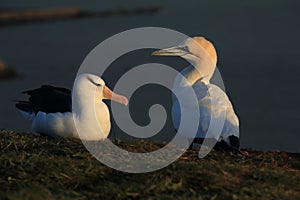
[180,46,189,52]
[88,77,101,86]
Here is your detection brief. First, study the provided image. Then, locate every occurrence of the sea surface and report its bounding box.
[0,0,299,152]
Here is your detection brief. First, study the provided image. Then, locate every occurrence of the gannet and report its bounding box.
[16,73,128,140]
[152,37,240,151]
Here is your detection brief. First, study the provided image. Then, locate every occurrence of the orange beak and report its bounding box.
[103,85,128,106]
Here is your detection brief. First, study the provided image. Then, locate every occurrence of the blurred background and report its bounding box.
[0,0,299,152]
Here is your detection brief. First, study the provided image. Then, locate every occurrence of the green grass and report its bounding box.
[0,130,299,200]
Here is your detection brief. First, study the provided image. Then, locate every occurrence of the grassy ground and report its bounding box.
[0,130,299,200]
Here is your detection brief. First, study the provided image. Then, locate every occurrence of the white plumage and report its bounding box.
[152,37,240,148]
[16,73,128,140]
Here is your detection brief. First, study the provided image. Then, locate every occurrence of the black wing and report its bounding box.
[16,85,72,114]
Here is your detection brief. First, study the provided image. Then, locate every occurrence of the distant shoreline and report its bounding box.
[0,6,162,26]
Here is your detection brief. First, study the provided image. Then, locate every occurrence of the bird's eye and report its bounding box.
[183,46,189,52]
[96,83,101,87]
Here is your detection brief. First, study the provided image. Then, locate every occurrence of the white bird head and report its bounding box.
[76,73,128,106]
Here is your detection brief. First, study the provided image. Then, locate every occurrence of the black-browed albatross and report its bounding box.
[16,73,128,140]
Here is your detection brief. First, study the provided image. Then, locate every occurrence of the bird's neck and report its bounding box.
[72,84,109,140]
[95,99,111,138]
[181,57,216,86]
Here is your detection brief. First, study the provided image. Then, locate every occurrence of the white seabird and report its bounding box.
[152,37,240,150]
[16,73,128,140]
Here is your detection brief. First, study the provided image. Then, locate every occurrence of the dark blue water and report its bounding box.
[0,0,299,152]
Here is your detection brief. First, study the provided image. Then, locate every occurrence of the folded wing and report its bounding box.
[16,85,71,114]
